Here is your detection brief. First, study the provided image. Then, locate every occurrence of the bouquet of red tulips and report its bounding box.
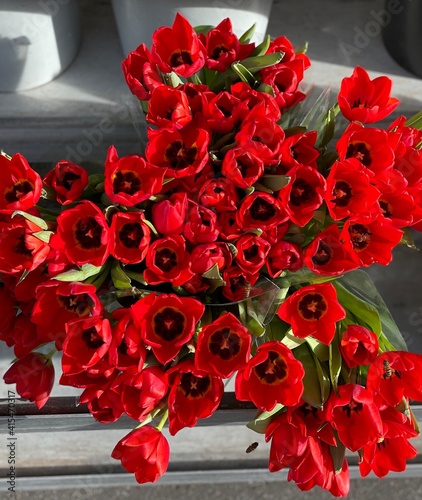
[2,13,422,497]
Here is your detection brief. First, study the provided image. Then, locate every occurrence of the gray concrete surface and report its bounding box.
[1,0,422,498]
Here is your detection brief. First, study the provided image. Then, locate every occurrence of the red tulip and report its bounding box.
[235,340,305,411]
[325,384,383,452]
[340,325,379,368]
[4,352,54,409]
[43,160,89,205]
[0,153,41,210]
[111,426,170,484]
[338,66,399,123]
[195,312,252,378]
[131,293,204,365]
[167,360,223,435]
[278,283,346,345]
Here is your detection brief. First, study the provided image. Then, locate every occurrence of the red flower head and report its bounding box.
[205,91,241,135]
[237,192,288,231]
[221,147,264,189]
[105,146,166,206]
[109,211,151,265]
[266,240,303,278]
[230,81,281,122]
[32,281,103,349]
[78,372,124,424]
[303,224,359,277]
[265,410,308,472]
[131,293,205,365]
[167,360,224,435]
[144,234,193,287]
[43,160,89,205]
[336,122,399,175]
[151,13,207,77]
[183,204,220,244]
[221,266,258,302]
[109,308,146,371]
[199,178,239,213]
[324,158,381,221]
[195,312,252,378]
[366,351,422,407]
[122,43,162,101]
[146,124,210,179]
[340,215,403,267]
[279,165,326,227]
[62,316,112,376]
[235,234,271,275]
[190,242,232,275]
[278,131,319,172]
[3,352,54,409]
[235,340,305,411]
[0,153,42,210]
[111,426,170,484]
[118,366,168,422]
[325,384,383,452]
[277,283,346,345]
[338,66,400,123]
[151,192,187,235]
[235,109,285,164]
[340,325,379,368]
[50,200,109,267]
[260,59,307,112]
[359,406,418,478]
[0,213,50,276]
[202,18,255,72]
[146,86,192,130]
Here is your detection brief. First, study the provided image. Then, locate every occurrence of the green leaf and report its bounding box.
[111,261,132,290]
[54,264,102,282]
[251,35,271,57]
[335,270,407,351]
[305,336,329,362]
[255,83,276,96]
[294,343,327,408]
[329,331,342,394]
[265,315,291,342]
[12,210,48,230]
[334,280,382,335]
[405,110,422,129]
[259,175,290,192]
[231,62,258,87]
[202,263,226,293]
[299,87,332,130]
[0,150,12,160]
[238,299,265,337]
[315,103,340,149]
[329,436,346,474]
[246,404,284,434]
[239,23,256,44]
[33,231,54,243]
[401,228,418,249]
[194,24,214,36]
[281,331,305,349]
[211,52,284,92]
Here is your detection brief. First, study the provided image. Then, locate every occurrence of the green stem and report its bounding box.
[156,408,169,432]
[45,347,57,361]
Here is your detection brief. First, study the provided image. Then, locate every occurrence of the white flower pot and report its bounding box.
[0,0,81,92]
[111,0,274,56]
